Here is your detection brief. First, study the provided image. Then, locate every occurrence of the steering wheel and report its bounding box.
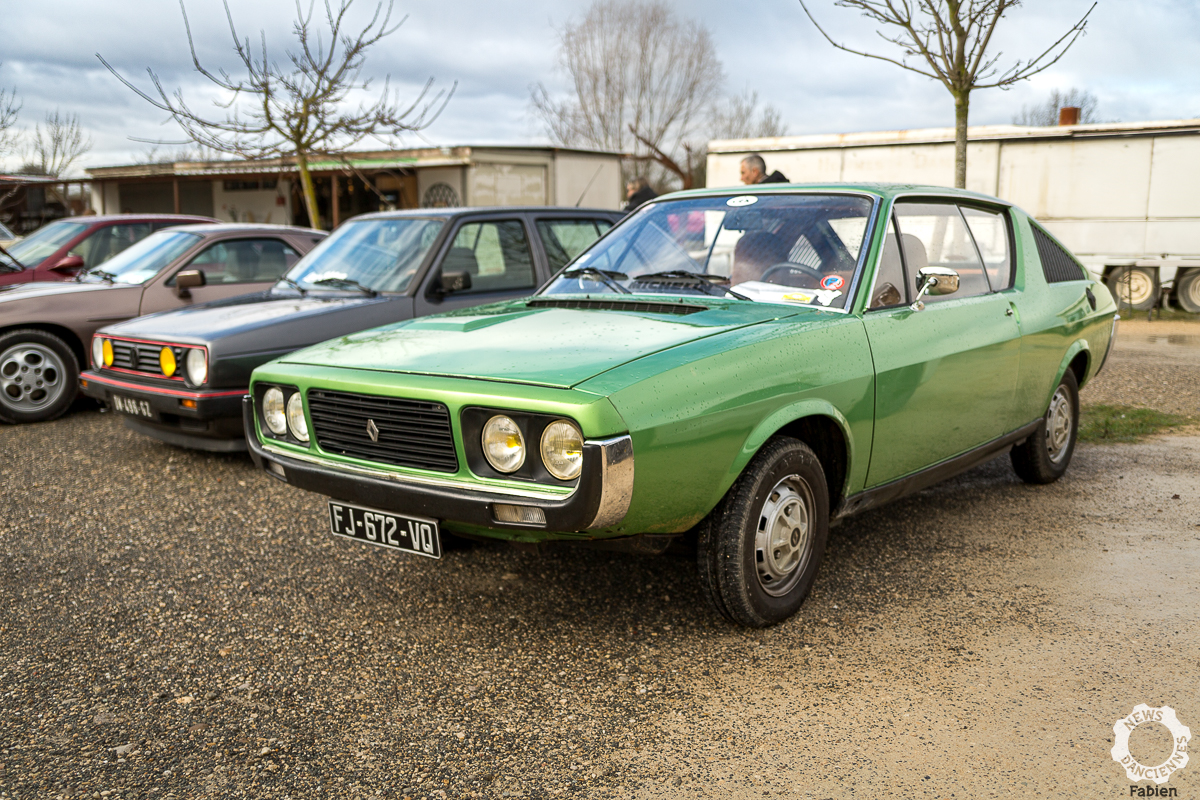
[760,262,824,288]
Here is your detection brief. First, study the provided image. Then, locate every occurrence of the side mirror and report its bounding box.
[175,269,207,297]
[435,270,472,297]
[911,266,960,311]
[50,254,85,275]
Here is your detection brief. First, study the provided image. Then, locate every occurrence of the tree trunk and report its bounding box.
[954,91,969,190]
[296,151,323,230]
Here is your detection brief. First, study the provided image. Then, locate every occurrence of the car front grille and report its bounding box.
[308,389,458,473]
[110,341,181,378]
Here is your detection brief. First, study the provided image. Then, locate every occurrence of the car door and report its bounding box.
[413,215,542,316]
[862,200,1022,487]
[138,236,302,314]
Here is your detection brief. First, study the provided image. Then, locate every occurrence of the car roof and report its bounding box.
[348,206,623,222]
[662,182,1015,207]
[164,223,326,236]
[46,214,217,225]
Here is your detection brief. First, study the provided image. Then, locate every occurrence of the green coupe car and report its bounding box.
[245,184,1117,627]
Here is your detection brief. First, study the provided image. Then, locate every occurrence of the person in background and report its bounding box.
[739,154,788,185]
[624,177,658,213]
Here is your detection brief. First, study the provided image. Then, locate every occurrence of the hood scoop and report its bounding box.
[524,297,706,315]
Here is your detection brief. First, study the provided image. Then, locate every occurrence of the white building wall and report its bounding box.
[552,153,623,210]
[211,179,292,224]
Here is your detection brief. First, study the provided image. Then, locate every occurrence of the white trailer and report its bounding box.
[707,119,1200,312]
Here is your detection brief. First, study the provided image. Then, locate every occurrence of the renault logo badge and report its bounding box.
[366,419,380,442]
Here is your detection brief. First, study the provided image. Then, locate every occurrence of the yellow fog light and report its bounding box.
[540,420,584,480]
[159,347,177,377]
[482,415,525,473]
[102,339,113,367]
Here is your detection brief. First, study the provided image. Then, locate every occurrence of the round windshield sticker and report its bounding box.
[726,196,759,207]
[820,275,845,291]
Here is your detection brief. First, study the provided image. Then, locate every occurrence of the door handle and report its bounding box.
[1005,308,1014,316]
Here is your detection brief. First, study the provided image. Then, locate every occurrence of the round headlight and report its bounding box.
[159,347,177,378]
[185,348,207,386]
[540,420,584,480]
[286,391,308,442]
[482,415,525,473]
[262,387,287,435]
[92,337,105,369]
[102,338,113,367]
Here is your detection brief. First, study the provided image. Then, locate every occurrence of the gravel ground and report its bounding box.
[1083,319,1200,415]
[1,328,1198,799]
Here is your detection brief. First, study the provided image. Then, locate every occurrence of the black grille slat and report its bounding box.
[308,390,457,473]
[1032,226,1086,284]
[110,341,180,377]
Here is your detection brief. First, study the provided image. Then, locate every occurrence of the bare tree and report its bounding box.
[0,63,19,159]
[100,0,454,229]
[799,1,1095,188]
[712,90,789,141]
[531,0,724,190]
[25,110,92,177]
[1014,87,1101,126]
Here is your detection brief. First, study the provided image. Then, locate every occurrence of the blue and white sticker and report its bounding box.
[726,196,759,207]
[820,274,845,291]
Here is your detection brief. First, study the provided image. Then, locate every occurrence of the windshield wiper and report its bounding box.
[311,277,378,297]
[633,271,751,301]
[562,267,631,295]
[277,276,308,295]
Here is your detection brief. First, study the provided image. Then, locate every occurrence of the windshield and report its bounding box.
[0,221,14,239]
[541,194,875,309]
[284,217,445,293]
[2,220,88,270]
[77,230,201,285]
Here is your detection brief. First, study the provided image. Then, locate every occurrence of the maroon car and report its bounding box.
[0,214,216,286]
[0,223,325,425]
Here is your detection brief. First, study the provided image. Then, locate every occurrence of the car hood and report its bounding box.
[0,280,121,303]
[280,297,802,389]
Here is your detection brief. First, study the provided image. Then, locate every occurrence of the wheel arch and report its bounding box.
[1051,341,1091,399]
[733,400,854,510]
[0,322,87,369]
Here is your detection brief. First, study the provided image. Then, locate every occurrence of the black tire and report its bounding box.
[1176,270,1200,314]
[1106,267,1159,312]
[697,436,829,627]
[1011,368,1079,484]
[0,328,80,424]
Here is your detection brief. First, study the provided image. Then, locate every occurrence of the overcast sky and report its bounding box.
[2,0,1197,175]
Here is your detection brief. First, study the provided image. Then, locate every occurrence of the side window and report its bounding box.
[536,219,613,272]
[868,215,908,309]
[893,202,991,302]
[441,220,535,293]
[961,206,1012,290]
[177,238,301,284]
[72,223,155,268]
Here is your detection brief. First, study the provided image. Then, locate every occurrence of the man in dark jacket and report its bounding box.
[740,154,788,185]
[624,177,658,213]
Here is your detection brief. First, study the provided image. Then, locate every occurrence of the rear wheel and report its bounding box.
[0,329,79,424]
[1011,369,1079,484]
[697,436,829,627]
[1176,270,1200,314]
[1106,267,1159,311]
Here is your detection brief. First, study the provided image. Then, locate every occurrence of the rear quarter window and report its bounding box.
[1031,224,1087,283]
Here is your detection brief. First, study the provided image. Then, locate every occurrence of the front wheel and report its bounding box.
[697,436,829,627]
[1011,369,1079,484]
[0,328,80,424]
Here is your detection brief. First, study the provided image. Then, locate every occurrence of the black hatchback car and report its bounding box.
[82,206,623,451]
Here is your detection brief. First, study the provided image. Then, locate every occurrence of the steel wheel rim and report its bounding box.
[0,342,68,414]
[1116,270,1153,306]
[754,474,815,597]
[1184,275,1200,308]
[1045,386,1073,464]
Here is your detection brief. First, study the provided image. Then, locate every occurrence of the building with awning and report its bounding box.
[86,145,624,229]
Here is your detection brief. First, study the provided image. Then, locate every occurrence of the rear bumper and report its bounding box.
[243,397,634,533]
[80,370,247,450]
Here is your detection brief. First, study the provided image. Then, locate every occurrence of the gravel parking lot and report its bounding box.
[2,323,1198,799]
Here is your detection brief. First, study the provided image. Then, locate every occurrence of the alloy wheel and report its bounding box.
[0,342,68,414]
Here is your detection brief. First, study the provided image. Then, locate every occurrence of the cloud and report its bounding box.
[1,0,1195,173]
